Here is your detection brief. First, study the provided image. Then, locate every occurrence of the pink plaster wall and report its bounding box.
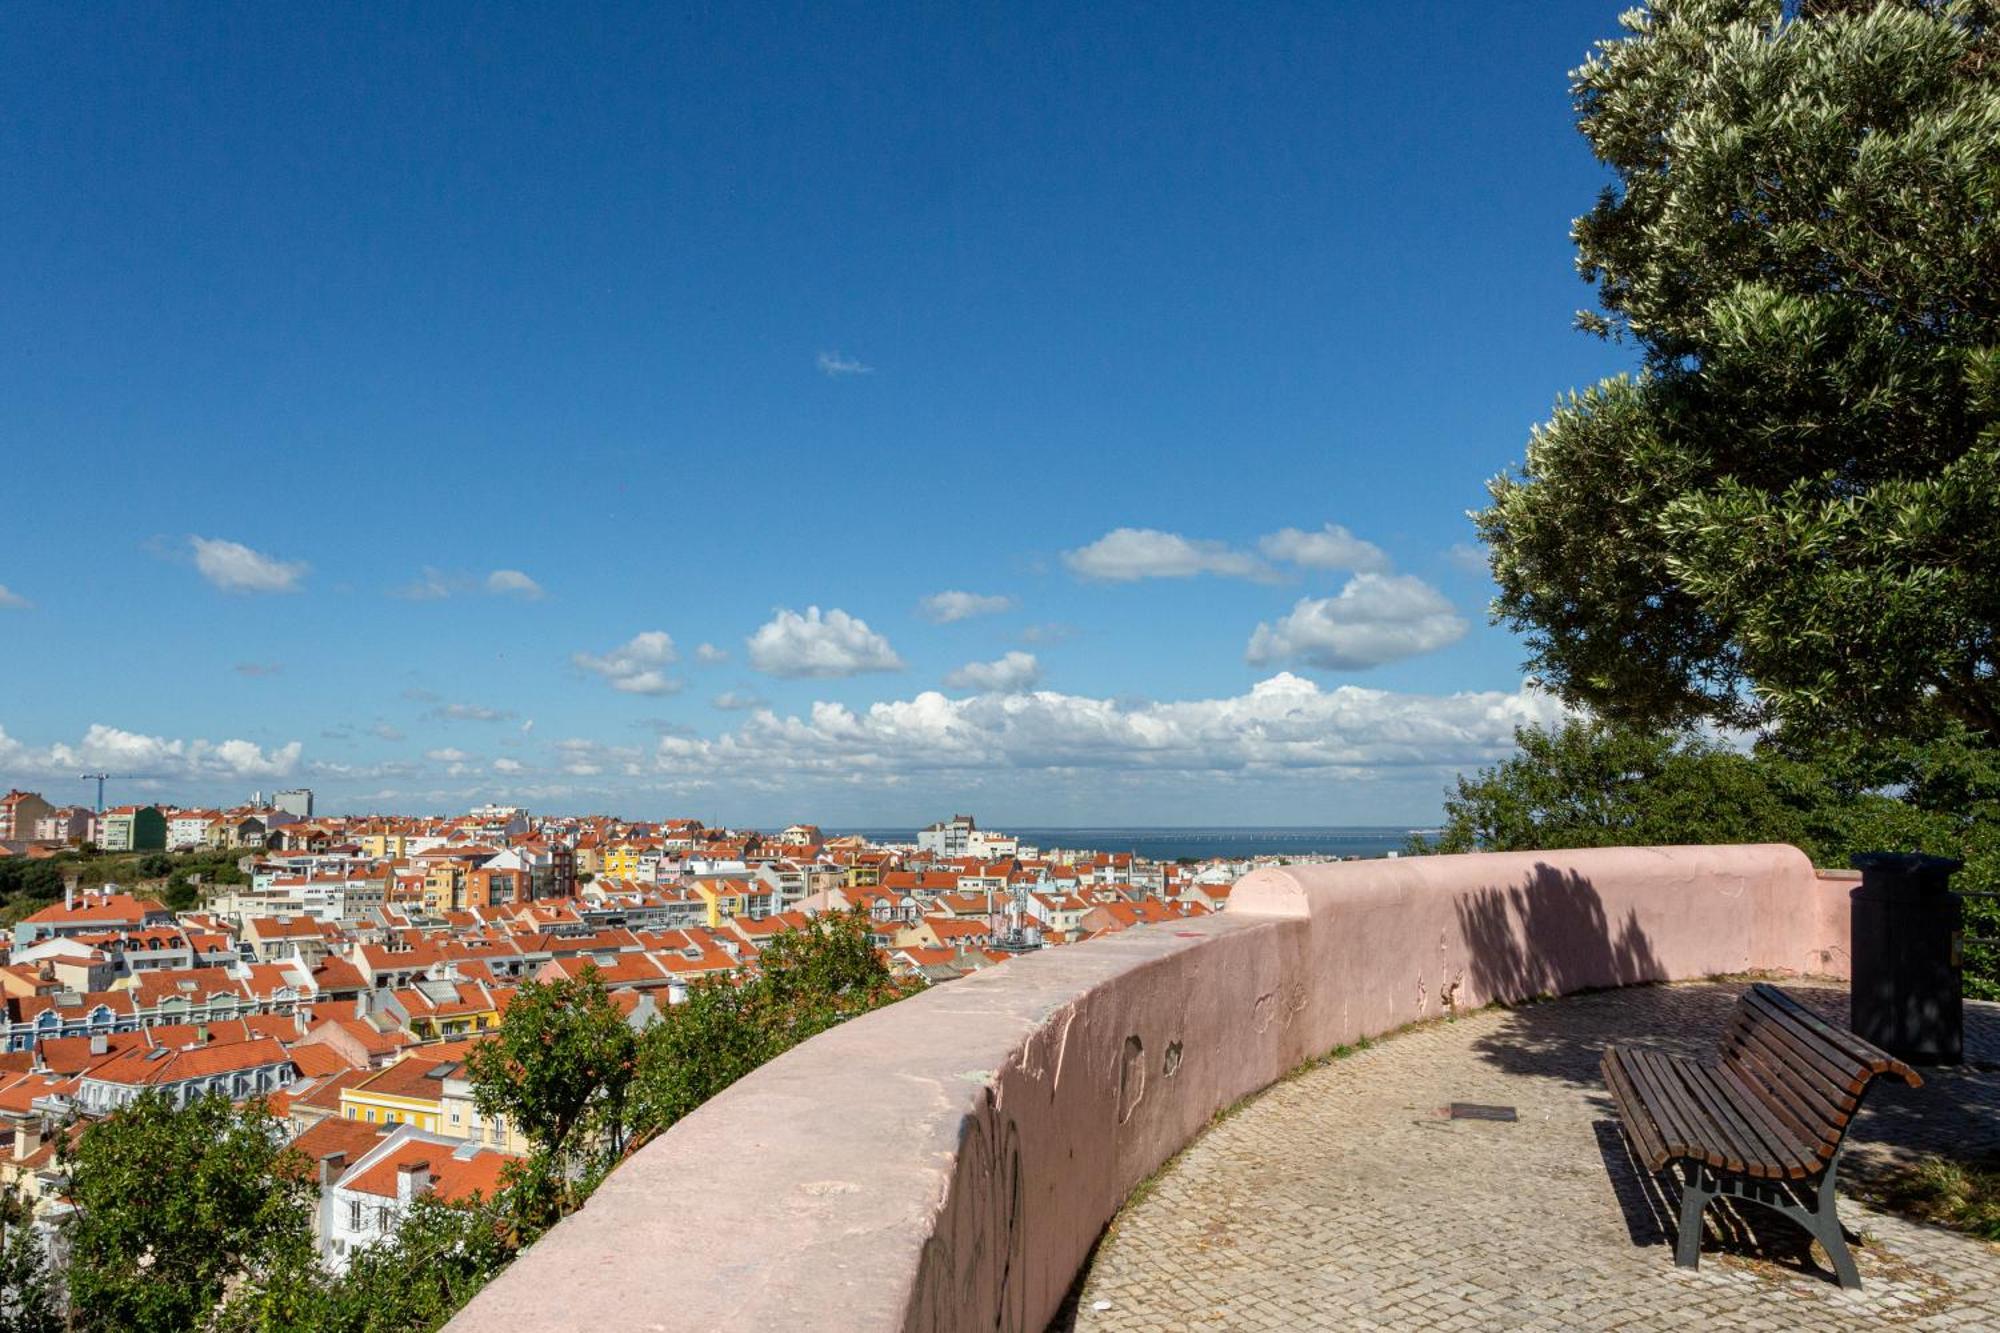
[446,844,1849,1333]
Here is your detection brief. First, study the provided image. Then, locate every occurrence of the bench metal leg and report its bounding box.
[1675,1160,1713,1269]
[1810,1159,1861,1291]
[1684,1150,1862,1290]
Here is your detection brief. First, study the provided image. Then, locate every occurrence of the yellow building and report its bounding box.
[602,841,648,880]
[338,1049,461,1133]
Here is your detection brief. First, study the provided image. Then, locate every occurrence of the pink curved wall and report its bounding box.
[446,844,1850,1333]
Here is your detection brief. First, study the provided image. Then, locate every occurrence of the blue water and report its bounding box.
[834,826,1429,862]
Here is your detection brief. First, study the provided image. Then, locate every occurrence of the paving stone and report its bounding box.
[1064,982,2000,1332]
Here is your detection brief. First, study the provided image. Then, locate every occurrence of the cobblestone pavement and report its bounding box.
[1064,983,2000,1332]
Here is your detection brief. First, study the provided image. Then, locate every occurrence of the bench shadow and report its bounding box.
[1592,1116,1859,1282]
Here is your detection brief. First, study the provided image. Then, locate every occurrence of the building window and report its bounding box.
[349,1199,362,1230]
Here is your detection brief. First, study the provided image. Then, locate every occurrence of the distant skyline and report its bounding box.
[1,2,1632,825]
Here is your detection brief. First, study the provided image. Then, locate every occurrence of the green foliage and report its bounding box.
[1424,718,2000,995]
[0,1187,59,1333]
[1870,1153,2000,1241]
[627,910,913,1146]
[218,1195,515,1333]
[463,966,636,1172]
[61,1092,315,1332]
[1480,0,2000,742]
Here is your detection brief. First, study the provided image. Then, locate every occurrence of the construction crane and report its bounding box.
[78,774,139,814]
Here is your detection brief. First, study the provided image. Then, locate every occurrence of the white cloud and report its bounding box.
[747,607,903,678]
[1444,542,1490,576]
[1258,524,1391,573]
[370,721,406,741]
[0,723,303,781]
[1063,528,1274,583]
[944,651,1042,693]
[574,631,682,696]
[0,584,31,610]
[647,674,1564,781]
[711,690,768,711]
[493,757,524,774]
[190,537,308,594]
[425,747,470,763]
[486,569,545,599]
[1247,574,1469,670]
[816,351,873,376]
[433,702,516,722]
[693,643,729,665]
[917,590,1017,623]
[392,567,456,600]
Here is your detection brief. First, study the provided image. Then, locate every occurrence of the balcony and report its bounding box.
[446,845,1994,1331]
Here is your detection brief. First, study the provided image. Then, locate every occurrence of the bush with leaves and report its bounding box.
[626,910,915,1144]
[461,966,637,1177]
[60,1091,314,1332]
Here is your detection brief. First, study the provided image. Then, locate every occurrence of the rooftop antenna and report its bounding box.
[79,774,139,814]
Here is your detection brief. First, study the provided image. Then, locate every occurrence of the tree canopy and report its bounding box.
[60,1092,314,1331]
[1479,0,2000,741]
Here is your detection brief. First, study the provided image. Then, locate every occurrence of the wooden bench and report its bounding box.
[1601,982,1921,1288]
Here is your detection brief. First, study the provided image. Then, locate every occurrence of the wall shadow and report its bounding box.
[1453,864,1665,1009]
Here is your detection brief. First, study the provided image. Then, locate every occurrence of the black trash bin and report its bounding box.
[1850,852,1963,1066]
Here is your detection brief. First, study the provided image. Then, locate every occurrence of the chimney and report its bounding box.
[12,1120,40,1162]
[396,1160,432,1204]
[318,1150,347,1189]
[88,1033,107,1057]
[63,874,77,911]
[196,1024,210,1045]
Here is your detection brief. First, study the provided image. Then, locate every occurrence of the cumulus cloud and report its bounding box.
[573,631,682,696]
[1246,574,1469,670]
[1063,528,1274,583]
[944,651,1042,693]
[370,721,406,741]
[917,590,1017,624]
[693,642,729,665]
[486,569,545,599]
[816,351,873,376]
[747,607,903,678]
[711,690,768,711]
[554,738,644,778]
[0,584,31,610]
[1258,524,1391,573]
[493,757,524,774]
[191,537,308,594]
[425,747,470,763]
[0,723,303,781]
[647,675,1563,781]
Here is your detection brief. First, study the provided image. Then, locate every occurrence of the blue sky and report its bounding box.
[0,1,1635,827]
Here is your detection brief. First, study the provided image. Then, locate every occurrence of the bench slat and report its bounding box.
[1698,1061,1816,1178]
[1727,1020,1855,1139]
[1712,1060,1821,1176]
[1677,1059,1790,1178]
[1630,1048,1724,1170]
[1602,1048,1669,1171]
[1730,1007,1866,1103]
[1748,984,1921,1088]
[1721,1045,1843,1156]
